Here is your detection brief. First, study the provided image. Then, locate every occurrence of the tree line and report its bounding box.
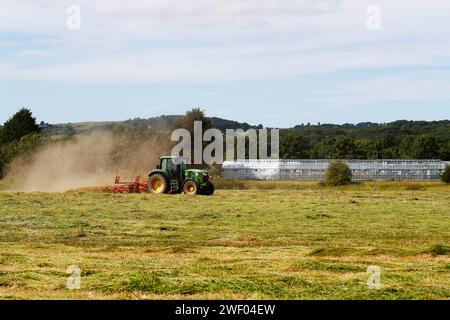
[1,108,449,179]
[280,121,449,160]
[163,109,450,162]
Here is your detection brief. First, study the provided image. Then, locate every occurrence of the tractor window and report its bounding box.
[167,159,176,171]
[161,159,168,170]
[179,158,187,170]
[161,158,181,171]
[171,157,187,170]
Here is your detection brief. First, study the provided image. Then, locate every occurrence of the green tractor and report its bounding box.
[148,156,214,196]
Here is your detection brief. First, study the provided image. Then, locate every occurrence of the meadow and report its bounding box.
[0,180,449,299]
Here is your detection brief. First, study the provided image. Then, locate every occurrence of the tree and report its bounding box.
[0,109,42,178]
[399,135,415,159]
[173,108,212,134]
[310,136,356,159]
[0,133,44,178]
[0,108,41,145]
[172,108,212,164]
[411,135,440,159]
[440,141,450,161]
[367,134,398,159]
[441,165,450,183]
[354,139,371,159]
[283,120,449,161]
[0,150,6,178]
[333,136,357,159]
[325,160,352,186]
[280,131,309,159]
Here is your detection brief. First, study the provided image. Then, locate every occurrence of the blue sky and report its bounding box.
[1,0,450,127]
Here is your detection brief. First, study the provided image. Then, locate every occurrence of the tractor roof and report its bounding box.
[160,155,185,159]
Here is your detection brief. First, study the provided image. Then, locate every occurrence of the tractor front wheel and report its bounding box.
[148,174,168,194]
[183,180,199,195]
[202,182,215,196]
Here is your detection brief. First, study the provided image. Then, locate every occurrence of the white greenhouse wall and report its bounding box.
[221,160,450,181]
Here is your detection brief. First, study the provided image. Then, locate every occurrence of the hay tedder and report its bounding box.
[108,171,148,193]
[108,156,214,196]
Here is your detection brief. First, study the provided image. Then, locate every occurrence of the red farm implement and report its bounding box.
[108,171,148,193]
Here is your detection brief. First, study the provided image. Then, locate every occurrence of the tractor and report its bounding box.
[147,156,214,195]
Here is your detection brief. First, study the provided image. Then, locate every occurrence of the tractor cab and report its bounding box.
[157,156,187,171]
[148,156,214,195]
[157,156,187,183]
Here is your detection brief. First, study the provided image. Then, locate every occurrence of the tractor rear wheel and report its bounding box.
[148,174,168,194]
[183,180,199,195]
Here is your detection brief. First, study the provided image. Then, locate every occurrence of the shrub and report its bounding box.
[325,160,352,186]
[441,165,450,183]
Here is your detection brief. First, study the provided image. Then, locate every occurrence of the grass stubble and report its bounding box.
[0,180,448,299]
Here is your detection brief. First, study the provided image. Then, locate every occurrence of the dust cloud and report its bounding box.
[6,131,169,192]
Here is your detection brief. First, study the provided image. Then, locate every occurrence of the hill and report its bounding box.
[39,117,450,160]
[40,115,263,136]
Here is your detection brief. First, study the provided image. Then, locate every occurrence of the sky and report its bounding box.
[0,0,449,128]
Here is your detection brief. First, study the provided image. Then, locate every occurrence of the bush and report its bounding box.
[441,165,450,183]
[325,160,352,186]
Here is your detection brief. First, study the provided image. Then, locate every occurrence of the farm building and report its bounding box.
[221,159,450,181]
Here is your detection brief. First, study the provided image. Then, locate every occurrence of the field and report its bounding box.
[0,180,449,300]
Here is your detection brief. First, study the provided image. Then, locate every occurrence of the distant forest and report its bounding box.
[1,108,448,180]
[280,120,450,160]
[41,115,450,161]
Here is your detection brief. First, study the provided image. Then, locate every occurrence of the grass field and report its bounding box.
[0,181,449,299]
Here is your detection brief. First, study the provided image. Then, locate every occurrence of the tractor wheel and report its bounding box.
[148,174,168,194]
[203,182,215,196]
[183,180,199,195]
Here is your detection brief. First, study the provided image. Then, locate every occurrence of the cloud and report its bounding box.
[0,0,450,84]
[16,49,54,58]
[303,75,450,107]
[2,38,449,84]
[33,38,64,46]
[92,0,344,24]
[0,40,20,47]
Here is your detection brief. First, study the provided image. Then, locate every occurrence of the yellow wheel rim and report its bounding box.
[151,178,164,193]
[187,185,195,193]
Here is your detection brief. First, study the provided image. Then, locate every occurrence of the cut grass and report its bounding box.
[0,181,449,299]
[213,179,448,192]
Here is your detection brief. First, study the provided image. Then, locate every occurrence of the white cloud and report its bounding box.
[0,40,20,47]
[33,38,64,46]
[0,0,450,83]
[17,49,54,58]
[303,75,450,107]
[2,38,449,84]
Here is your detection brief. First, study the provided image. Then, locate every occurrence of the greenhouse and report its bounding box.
[221,159,450,181]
